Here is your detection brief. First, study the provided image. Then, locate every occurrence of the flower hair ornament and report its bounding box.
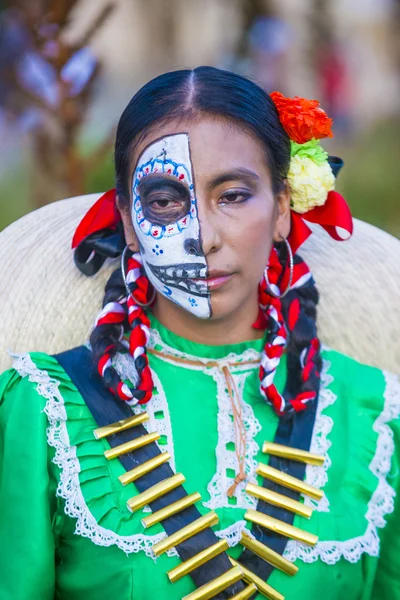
[72,91,353,415]
[269,91,353,254]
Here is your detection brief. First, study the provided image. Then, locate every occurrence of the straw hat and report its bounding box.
[0,193,399,373]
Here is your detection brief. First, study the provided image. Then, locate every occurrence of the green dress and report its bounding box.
[0,314,399,600]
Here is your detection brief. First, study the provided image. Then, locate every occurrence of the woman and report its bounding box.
[0,67,399,600]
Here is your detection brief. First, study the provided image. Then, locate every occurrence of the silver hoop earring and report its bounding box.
[121,245,156,308]
[264,235,294,299]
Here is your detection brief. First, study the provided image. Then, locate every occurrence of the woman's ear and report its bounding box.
[273,180,291,242]
[117,194,139,251]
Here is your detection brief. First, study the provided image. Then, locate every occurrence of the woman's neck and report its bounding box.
[151,295,264,346]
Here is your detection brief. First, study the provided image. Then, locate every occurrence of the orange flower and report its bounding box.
[270,91,333,144]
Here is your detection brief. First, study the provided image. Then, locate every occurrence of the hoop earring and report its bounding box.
[264,235,294,299]
[121,245,156,308]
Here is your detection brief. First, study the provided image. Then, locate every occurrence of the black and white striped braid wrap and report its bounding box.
[93,251,154,406]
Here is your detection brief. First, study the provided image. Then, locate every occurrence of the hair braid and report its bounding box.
[282,273,321,408]
[90,251,154,406]
[90,245,320,417]
[257,246,321,416]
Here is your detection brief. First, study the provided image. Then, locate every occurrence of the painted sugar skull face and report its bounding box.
[131,133,210,318]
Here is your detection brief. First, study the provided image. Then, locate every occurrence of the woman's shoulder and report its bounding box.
[287,345,400,570]
[317,345,400,521]
[320,345,399,419]
[0,351,79,419]
[317,345,400,493]
[321,344,392,375]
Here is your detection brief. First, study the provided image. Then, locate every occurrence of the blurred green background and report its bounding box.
[0,0,399,236]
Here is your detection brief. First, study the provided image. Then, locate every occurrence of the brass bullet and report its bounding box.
[127,473,185,512]
[230,583,258,600]
[152,512,219,557]
[182,566,243,600]
[167,539,229,583]
[257,462,323,501]
[94,412,149,439]
[142,492,201,529]
[262,442,324,466]
[240,531,298,576]
[245,509,318,546]
[229,558,284,600]
[119,452,171,485]
[246,482,312,519]
[104,432,159,460]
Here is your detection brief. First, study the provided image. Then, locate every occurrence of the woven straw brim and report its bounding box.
[0,193,399,373]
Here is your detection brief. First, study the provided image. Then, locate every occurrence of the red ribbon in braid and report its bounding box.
[257,247,319,416]
[94,252,154,405]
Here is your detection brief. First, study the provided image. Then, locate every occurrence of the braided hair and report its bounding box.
[89,66,322,416]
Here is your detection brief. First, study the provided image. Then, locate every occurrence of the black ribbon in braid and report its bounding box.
[74,222,125,277]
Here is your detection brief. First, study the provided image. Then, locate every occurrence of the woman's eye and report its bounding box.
[150,197,180,209]
[138,176,191,225]
[219,191,251,205]
[142,190,190,225]
[154,199,169,208]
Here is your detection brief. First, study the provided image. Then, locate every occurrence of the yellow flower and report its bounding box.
[288,155,335,214]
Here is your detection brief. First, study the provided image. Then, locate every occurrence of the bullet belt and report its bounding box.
[56,346,322,600]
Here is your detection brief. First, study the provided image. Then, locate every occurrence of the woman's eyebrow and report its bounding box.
[207,168,260,191]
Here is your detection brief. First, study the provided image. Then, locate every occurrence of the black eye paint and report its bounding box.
[138,175,191,225]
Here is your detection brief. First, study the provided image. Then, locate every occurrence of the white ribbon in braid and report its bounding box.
[257,247,319,416]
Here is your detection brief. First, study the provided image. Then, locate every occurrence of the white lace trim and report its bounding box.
[204,369,260,510]
[12,353,167,559]
[215,521,255,546]
[13,352,400,566]
[284,370,400,565]
[303,360,335,512]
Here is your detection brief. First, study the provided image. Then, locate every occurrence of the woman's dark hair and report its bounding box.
[91,66,321,419]
[115,66,291,202]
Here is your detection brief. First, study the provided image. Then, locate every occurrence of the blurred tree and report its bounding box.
[0,0,115,208]
[393,0,400,76]
[235,0,273,59]
[143,0,176,68]
[308,0,352,135]
[308,0,333,52]
[233,0,290,92]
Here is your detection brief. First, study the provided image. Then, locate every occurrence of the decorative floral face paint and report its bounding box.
[131,133,210,318]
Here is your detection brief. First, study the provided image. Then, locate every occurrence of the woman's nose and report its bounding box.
[194,191,222,256]
[184,238,203,257]
[198,211,222,256]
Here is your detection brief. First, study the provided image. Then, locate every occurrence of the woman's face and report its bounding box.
[120,116,290,322]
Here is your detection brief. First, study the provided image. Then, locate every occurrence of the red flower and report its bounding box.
[270,91,333,144]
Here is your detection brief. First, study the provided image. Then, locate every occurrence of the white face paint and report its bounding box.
[131,133,211,318]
